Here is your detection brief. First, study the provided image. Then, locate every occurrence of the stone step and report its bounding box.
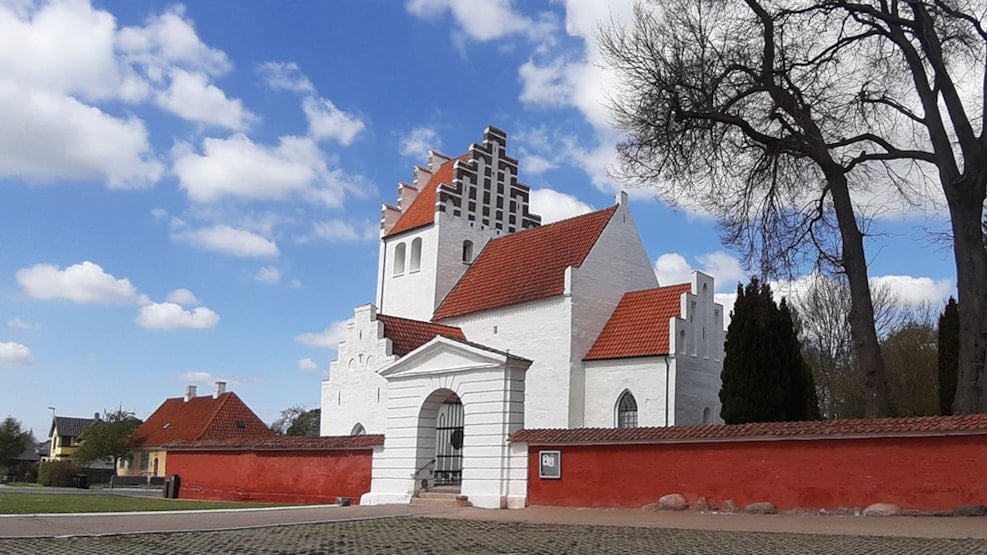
[410,496,459,507]
[424,485,462,494]
[418,491,460,500]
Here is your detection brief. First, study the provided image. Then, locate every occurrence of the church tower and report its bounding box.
[375,126,541,321]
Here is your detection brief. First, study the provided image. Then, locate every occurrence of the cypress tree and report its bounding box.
[720,278,819,424]
[937,297,959,415]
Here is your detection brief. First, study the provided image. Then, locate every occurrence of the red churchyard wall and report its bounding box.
[524,434,987,511]
[166,448,374,505]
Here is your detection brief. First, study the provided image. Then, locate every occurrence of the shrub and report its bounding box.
[38,460,80,487]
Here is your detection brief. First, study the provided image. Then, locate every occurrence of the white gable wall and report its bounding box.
[377,225,440,321]
[320,305,397,436]
[672,271,725,425]
[567,193,659,426]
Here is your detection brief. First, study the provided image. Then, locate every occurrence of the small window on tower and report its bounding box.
[462,240,474,263]
[410,238,422,272]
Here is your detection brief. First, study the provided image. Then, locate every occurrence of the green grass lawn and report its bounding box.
[0,492,284,514]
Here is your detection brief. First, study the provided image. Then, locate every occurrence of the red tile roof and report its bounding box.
[164,434,384,451]
[385,156,466,238]
[377,314,467,356]
[130,392,273,448]
[433,206,618,321]
[509,414,987,445]
[584,284,692,360]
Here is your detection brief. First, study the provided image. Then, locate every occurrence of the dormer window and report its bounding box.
[462,240,474,263]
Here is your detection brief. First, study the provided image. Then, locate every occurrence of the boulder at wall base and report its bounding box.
[658,493,689,511]
[693,497,709,512]
[863,503,902,517]
[719,499,739,513]
[953,505,987,517]
[744,502,778,515]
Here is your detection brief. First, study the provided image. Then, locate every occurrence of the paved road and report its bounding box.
[1,513,985,554]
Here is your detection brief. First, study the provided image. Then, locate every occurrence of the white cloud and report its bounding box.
[654,253,693,287]
[117,5,231,79]
[6,317,39,330]
[528,188,593,224]
[172,224,280,258]
[870,275,953,307]
[178,370,236,388]
[16,261,138,304]
[518,57,572,106]
[0,81,163,188]
[406,0,557,42]
[295,320,349,349]
[0,341,33,366]
[307,220,377,242]
[172,134,360,207]
[155,69,253,129]
[165,288,199,305]
[137,302,219,330]
[257,61,314,93]
[297,357,319,371]
[400,126,441,159]
[655,251,748,291]
[255,266,282,284]
[302,96,365,145]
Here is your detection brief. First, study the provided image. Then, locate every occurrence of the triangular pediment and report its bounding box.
[379,336,511,379]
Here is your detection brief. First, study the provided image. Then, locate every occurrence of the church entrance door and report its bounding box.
[434,394,464,485]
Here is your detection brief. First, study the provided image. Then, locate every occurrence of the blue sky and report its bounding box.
[0,0,956,437]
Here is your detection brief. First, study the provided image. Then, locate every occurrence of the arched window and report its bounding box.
[616,391,638,428]
[410,238,422,272]
[462,240,474,263]
[393,242,406,276]
[351,423,366,436]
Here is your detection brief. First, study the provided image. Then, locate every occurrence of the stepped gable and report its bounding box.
[384,126,542,238]
[510,414,987,445]
[377,314,467,356]
[584,284,692,360]
[433,206,618,321]
[385,155,465,237]
[130,392,273,448]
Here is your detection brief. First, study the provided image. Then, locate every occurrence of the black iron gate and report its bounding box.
[434,397,464,485]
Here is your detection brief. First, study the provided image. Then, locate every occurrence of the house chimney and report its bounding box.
[185,385,197,402]
[214,381,227,398]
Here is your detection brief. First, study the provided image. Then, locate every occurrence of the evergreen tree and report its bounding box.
[720,278,819,424]
[938,297,959,415]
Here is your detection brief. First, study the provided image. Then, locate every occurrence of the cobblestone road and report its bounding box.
[2,516,985,554]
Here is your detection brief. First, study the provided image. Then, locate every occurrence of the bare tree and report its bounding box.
[601,0,892,416]
[806,0,987,414]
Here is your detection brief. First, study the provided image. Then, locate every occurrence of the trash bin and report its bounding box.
[162,478,171,498]
[169,474,181,499]
[74,474,89,489]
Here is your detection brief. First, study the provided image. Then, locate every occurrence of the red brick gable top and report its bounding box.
[433,206,618,321]
[377,314,467,356]
[509,414,987,445]
[130,392,273,448]
[584,284,692,360]
[385,155,466,238]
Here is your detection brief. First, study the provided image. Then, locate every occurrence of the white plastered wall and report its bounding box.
[360,338,528,509]
[583,356,673,427]
[671,271,725,425]
[320,304,397,436]
[568,192,659,426]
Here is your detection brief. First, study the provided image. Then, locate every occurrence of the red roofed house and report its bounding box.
[320,127,724,509]
[118,382,273,478]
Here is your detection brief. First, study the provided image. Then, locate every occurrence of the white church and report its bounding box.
[321,126,725,509]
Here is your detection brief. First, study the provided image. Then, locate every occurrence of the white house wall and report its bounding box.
[583,356,673,427]
[670,271,725,425]
[377,225,440,321]
[443,296,573,429]
[320,305,397,436]
[568,192,659,426]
